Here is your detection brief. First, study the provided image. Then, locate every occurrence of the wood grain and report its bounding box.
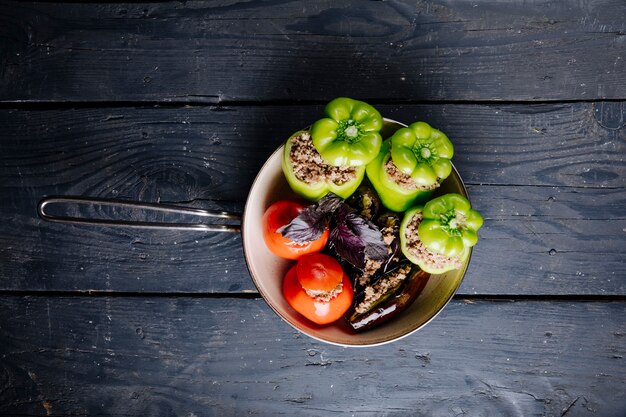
[0,296,624,416]
[0,104,623,295]
[0,0,624,103]
[0,104,622,193]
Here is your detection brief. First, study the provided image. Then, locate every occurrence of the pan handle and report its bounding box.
[37,196,241,233]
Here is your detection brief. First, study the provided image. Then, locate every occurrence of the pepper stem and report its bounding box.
[420,147,431,159]
[441,210,463,236]
[337,119,363,143]
[345,125,358,138]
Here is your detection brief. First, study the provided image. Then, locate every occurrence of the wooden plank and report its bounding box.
[0,0,625,102]
[466,185,626,296]
[0,296,624,416]
[0,104,623,295]
[387,102,626,189]
[0,103,622,194]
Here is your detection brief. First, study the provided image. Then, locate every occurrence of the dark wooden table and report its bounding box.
[1,1,625,416]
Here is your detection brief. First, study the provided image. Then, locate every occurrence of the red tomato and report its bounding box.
[283,254,353,325]
[296,252,344,292]
[262,200,329,260]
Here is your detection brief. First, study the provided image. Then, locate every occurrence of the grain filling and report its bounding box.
[404,211,463,271]
[289,132,357,185]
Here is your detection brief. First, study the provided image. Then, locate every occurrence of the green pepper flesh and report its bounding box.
[311,97,383,167]
[282,130,365,201]
[399,194,483,274]
[419,193,483,258]
[390,121,454,186]
[365,140,433,212]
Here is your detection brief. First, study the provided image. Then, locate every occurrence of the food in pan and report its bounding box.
[340,203,431,331]
[263,97,483,331]
[400,193,483,274]
[283,130,364,200]
[282,253,353,325]
[310,97,383,167]
[282,97,383,201]
[262,200,329,260]
[348,263,430,331]
[366,121,454,212]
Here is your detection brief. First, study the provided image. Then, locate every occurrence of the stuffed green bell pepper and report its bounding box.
[282,130,365,201]
[366,121,454,212]
[310,97,383,167]
[400,193,483,274]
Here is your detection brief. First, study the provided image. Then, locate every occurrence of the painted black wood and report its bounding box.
[0,0,624,103]
[0,296,625,416]
[0,104,623,294]
[1,104,622,195]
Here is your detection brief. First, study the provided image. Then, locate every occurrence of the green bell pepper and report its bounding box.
[390,121,454,186]
[282,130,365,201]
[419,193,483,257]
[310,97,383,167]
[400,193,483,274]
[365,140,434,212]
[365,121,454,212]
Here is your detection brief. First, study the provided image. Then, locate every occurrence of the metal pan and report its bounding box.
[39,119,472,347]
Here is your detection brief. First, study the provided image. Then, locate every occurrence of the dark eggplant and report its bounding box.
[348,263,430,332]
[347,181,381,221]
[345,210,404,295]
[374,211,403,275]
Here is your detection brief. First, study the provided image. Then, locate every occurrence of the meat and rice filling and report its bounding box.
[305,281,343,303]
[357,258,384,287]
[404,211,464,271]
[355,221,399,287]
[290,132,357,185]
[385,159,440,191]
[354,263,412,314]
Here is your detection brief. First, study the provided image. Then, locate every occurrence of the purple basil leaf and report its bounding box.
[277,193,342,243]
[345,213,388,261]
[316,193,344,213]
[330,223,366,269]
[278,208,326,243]
[329,203,387,269]
[332,202,355,224]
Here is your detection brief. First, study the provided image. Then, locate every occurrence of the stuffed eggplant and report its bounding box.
[348,262,430,332]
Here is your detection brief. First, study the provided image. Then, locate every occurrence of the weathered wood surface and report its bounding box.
[1,0,626,415]
[1,0,625,103]
[2,103,624,192]
[0,104,623,295]
[0,296,624,417]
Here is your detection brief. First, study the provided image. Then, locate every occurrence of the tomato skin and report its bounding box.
[283,265,353,325]
[262,200,329,260]
[296,253,344,292]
